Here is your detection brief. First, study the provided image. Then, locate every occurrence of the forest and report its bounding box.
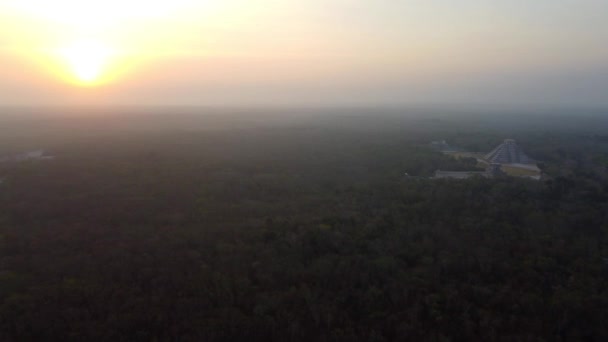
[1,107,608,341]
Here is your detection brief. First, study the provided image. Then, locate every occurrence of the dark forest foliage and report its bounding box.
[1,109,608,341]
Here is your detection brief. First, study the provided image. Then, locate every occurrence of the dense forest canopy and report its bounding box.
[1,108,608,341]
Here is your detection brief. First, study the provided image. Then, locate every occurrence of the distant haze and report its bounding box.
[0,0,607,107]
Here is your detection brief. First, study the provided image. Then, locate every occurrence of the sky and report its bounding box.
[0,0,607,107]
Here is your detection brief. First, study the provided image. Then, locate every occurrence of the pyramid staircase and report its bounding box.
[484,139,532,164]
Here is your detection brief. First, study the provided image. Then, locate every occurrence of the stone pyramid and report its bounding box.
[484,139,531,164]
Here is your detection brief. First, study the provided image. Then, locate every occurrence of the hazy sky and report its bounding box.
[0,0,607,107]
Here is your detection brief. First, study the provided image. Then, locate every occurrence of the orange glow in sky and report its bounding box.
[56,40,115,86]
[0,1,607,105]
[2,0,207,87]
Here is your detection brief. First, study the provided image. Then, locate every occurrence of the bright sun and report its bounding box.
[6,0,204,87]
[58,40,114,85]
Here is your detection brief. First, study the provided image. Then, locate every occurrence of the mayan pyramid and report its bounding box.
[484,139,531,164]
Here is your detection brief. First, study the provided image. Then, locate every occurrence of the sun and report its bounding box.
[58,40,114,86]
[4,0,219,86]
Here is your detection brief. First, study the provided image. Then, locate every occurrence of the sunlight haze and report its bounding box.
[0,0,607,106]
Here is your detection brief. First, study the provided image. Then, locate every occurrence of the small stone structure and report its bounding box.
[430,140,461,152]
[0,150,54,163]
[434,163,504,180]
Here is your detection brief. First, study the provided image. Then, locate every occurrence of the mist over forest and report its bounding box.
[1,107,608,341]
